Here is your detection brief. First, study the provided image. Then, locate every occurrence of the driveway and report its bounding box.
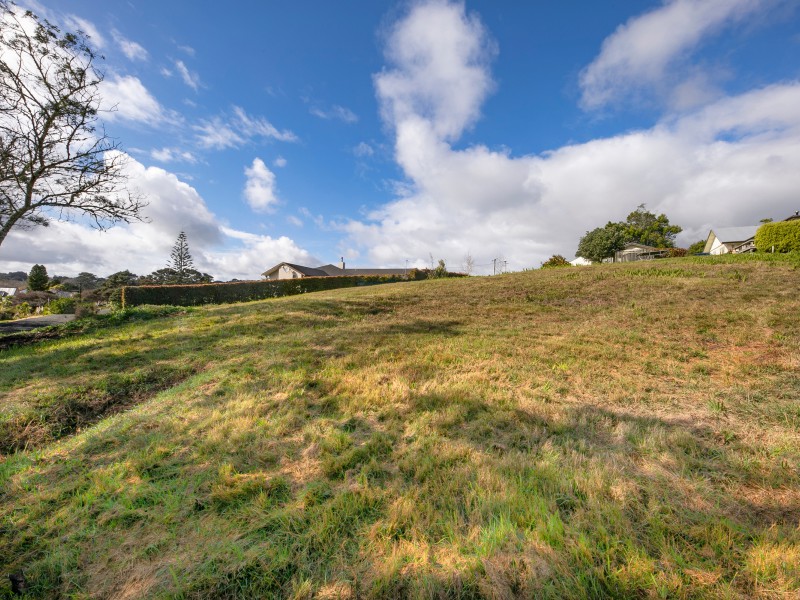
[0,314,76,334]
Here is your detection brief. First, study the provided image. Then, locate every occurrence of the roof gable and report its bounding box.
[710,226,759,243]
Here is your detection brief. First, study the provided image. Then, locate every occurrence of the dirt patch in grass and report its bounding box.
[0,364,196,454]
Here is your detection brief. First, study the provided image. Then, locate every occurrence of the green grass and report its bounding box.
[1,254,799,598]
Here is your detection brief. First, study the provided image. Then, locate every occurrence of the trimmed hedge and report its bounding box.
[755,220,800,253]
[122,274,416,308]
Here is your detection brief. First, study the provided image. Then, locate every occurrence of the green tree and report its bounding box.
[428,259,448,279]
[623,204,682,248]
[168,232,196,284]
[576,222,627,263]
[75,272,100,290]
[687,240,706,255]
[27,264,48,291]
[541,255,571,268]
[0,3,146,250]
[140,267,212,285]
[97,270,138,304]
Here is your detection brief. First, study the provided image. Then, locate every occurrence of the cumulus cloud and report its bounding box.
[579,0,769,110]
[310,105,359,123]
[100,75,171,125]
[374,0,496,140]
[243,158,279,212]
[0,154,314,280]
[112,29,148,61]
[195,107,297,149]
[341,0,800,274]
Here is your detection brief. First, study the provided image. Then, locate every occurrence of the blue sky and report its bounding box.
[3,0,800,278]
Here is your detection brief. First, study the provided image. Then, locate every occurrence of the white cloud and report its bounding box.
[579,0,769,110]
[232,107,298,142]
[243,158,279,212]
[1,154,314,280]
[341,0,800,274]
[374,0,496,140]
[353,142,375,157]
[274,156,288,168]
[100,75,170,125]
[286,215,303,227]
[111,29,148,61]
[310,105,359,123]
[64,14,105,48]
[174,59,201,91]
[150,147,197,164]
[178,44,195,57]
[195,107,297,149]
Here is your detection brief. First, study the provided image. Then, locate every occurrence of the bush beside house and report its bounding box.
[754,220,800,253]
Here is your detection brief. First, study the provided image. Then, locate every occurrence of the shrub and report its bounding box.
[123,275,406,308]
[541,255,571,268]
[43,297,77,315]
[668,248,688,257]
[14,302,32,318]
[428,259,449,279]
[754,220,800,253]
[74,303,97,318]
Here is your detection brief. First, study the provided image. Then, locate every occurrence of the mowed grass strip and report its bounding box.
[0,255,798,598]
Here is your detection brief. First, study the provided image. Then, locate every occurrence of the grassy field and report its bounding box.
[1,255,799,599]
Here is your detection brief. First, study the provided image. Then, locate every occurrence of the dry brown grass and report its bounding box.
[0,255,798,598]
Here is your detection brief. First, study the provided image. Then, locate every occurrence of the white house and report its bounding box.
[0,287,18,298]
[703,226,759,255]
[262,259,406,280]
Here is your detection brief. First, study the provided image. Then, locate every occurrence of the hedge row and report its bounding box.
[755,220,800,253]
[121,274,415,307]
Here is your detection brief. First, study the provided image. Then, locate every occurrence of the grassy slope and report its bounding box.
[1,256,799,599]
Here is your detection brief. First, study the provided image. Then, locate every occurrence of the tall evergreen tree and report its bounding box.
[27,264,49,291]
[168,232,194,284]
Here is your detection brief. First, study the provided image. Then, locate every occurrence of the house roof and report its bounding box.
[709,226,759,244]
[261,262,330,278]
[620,242,660,251]
[262,262,407,278]
[0,287,17,297]
[318,264,406,276]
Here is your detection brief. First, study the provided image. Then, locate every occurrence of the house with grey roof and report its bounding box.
[262,258,407,280]
[703,226,760,255]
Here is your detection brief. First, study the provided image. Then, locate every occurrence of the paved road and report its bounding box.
[0,314,76,334]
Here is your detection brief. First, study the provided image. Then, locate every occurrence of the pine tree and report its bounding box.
[27,264,49,291]
[168,232,194,284]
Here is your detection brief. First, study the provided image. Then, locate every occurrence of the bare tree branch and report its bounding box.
[0,2,147,250]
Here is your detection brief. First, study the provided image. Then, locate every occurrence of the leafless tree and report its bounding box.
[461,252,475,275]
[0,2,146,250]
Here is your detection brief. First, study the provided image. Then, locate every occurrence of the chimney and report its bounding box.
[339,257,345,270]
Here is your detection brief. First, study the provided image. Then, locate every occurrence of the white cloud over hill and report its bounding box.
[342,0,800,272]
[1,154,315,280]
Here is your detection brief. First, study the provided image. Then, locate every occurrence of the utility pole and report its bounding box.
[493,258,497,275]
[503,260,508,274]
